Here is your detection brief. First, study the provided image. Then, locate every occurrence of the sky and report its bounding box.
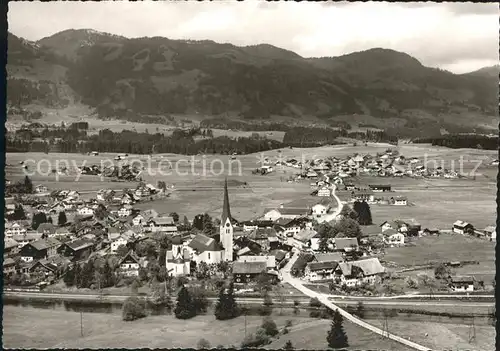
[8,1,499,74]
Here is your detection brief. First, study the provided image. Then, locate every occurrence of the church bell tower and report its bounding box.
[220,178,234,261]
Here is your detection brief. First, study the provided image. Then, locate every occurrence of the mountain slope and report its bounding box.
[7,29,498,135]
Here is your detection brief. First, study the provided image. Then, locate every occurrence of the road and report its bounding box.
[281,252,433,351]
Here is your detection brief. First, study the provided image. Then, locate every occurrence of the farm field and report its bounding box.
[3,305,405,350]
[5,142,496,224]
[366,319,495,351]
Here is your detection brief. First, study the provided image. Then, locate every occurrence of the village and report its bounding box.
[4,147,496,299]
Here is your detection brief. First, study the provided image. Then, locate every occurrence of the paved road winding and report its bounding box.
[281,252,433,351]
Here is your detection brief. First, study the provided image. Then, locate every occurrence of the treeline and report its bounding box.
[347,130,399,144]
[413,134,498,150]
[200,118,292,132]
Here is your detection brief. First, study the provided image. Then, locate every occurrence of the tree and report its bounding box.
[193,214,204,230]
[122,296,147,321]
[174,286,196,319]
[434,263,451,280]
[317,222,336,252]
[182,215,191,230]
[191,286,210,314]
[339,204,357,220]
[131,279,141,295]
[169,212,179,223]
[47,217,53,224]
[283,340,294,350]
[256,271,272,293]
[101,260,114,288]
[261,316,279,337]
[327,310,349,349]
[202,213,215,235]
[63,265,75,287]
[31,212,48,230]
[94,204,108,220]
[24,175,33,193]
[333,218,362,239]
[214,281,240,320]
[353,201,373,225]
[197,338,211,349]
[58,211,67,226]
[12,204,26,220]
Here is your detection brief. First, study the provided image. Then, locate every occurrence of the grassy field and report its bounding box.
[6,142,496,224]
[366,319,495,351]
[3,305,406,350]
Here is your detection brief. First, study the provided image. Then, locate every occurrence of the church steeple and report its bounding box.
[221,177,231,224]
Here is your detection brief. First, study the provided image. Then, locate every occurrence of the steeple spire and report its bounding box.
[221,177,231,223]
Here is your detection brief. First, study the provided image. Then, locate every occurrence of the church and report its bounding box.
[166,178,236,276]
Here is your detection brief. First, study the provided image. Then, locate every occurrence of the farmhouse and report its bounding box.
[313,252,344,263]
[5,222,27,237]
[238,255,276,270]
[334,257,385,287]
[19,238,61,263]
[37,223,56,236]
[248,228,278,251]
[483,226,496,241]
[453,220,474,235]
[305,261,338,282]
[3,257,16,276]
[333,238,359,253]
[383,229,405,246]
[369,184,391,192]
[274,217,309,237]
[351,190,374,203]
[58,239,94,261]
[119,251,141,276]
[293,228,318,249]
[4,237,20,257]
[423,228,440,236]
[262,207,310,221]
[391,196,408,206]
[449,276,474,292]
[232,261,268,283]
[148,216,177,233]
[78,206,95,216]
[35,185,48,194]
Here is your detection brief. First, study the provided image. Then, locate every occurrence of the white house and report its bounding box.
[384,230,405,246]
[391,196,408,206]
[453,220,474,235]
[117,206,133,218]
[132,214,145,226]
[310,232,321,251]
[119,251,141,276]
[111,235,129,253]
[305,261,338,282]
[334,258,385,287]
[484,226,496,242]
[78,206,94,216]
[148,216,177,233]
[5,222,27,237]
[449,276,474,292]
[317,186,331,197]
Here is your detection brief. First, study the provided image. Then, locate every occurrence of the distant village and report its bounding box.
[3,148,496,296]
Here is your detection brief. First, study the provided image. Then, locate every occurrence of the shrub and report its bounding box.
[261,316,279,337]
[309,310,321,318]
[122,296,147,321]
[197,338,211,349]
[283,327,289,334]
[285,320,293,328]
[241,328,270,348]
[309,297,322,308]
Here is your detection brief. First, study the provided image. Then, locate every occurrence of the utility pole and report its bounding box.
[80,311,84,337]
[468,316,476,343]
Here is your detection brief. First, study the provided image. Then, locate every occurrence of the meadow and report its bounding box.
[3,305,406,350]
[5,142,497,225]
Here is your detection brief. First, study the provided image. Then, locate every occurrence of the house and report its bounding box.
[422,228,440,236]
[262,207,310,221]
[29,259,58,282]
[238,255,276,270]
[58,239,94,261]
[333,238,359,252]
[293,228,318,249]
[19,238,61,263]
[37,223,56,236]
[453,220,474,235]
[369,184,391,192]
[248,228,278,252]
[148,216,177,233]
[305,170,319,179]
[383,230,405,246]
[132,214,145,226]
[117,205,133,218]
[78,206,95,216]
[119,251,141,276]
[188,233,225,264]
[334,258,385,287]
[241,220,274,232]
[391,196,407,206]
[351,190,374,203]
[5,222,27,237]
[35,184,48,193]
[111,235,130,253]
[12,232,43,248]
[313,252,344,263]
[166,238,191,277]
[305,261,338,282]
[51,227,71,238]
[4,237,20,257]
[483,226,496,242]
[268,249,290,268]
[310,232,321,251]
[273,217,310,238]
[232,261,268,283]
[311,198,336,218]
[449,276,474,292]
[3,257,17,276]
[317,186,331,197]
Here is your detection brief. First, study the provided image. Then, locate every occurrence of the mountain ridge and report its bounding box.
[7,29,498,137]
